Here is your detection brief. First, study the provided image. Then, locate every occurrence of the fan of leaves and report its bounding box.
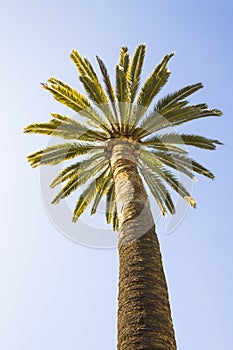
[25,44,222,228]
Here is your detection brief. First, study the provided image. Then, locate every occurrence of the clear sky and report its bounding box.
[0,0,233,349]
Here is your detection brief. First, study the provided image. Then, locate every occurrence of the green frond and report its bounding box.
[173,134,223,150]
[139,165,167,216]
[91,170,112,214]
[25,45,222,225]
[50,149,106,188]
[106,182,116,223]
[24,120,64,137]
[118,47,130,72]
[136,51,174,109]
[112,203,119,231]
[129,44,146,103]
[24,115,107,142]
[76,76,108,106]
[27,142,98,168]
[146,150,196,180]
[79,75,116,129]
[70,49,98,81]
[139,164,175,215]
[142,133,222,151]
[142,137,188,154]
[50,113,79,124]
[96,55,119,125]
[52,158,109,204]
[72,167,110,222]
[50,162,82,188]
[155,83,203,114]
[155,106,222,133]
[134,104,222,139]
[140,150,196,207]
[165,153,215,179]
[128,53,173,132]
[42,78,110,133]
[116,65,130,131]
[70,50,116,128]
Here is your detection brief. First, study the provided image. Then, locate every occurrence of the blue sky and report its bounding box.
[0,0,233,349]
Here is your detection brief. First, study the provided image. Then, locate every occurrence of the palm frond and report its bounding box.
[134,104,222,138]
[155,83,203,113]
[79,75,116,128]
[142,133,222,151]
[24,115,107,142]
[42,78,110,133]
[164,153,215,179]
[145,150,196,180]
[72,167,110,222]
[79,75,108,106]
[112,202,119,231]
[139,165,167,216]
[50,161,82,188]
[106,182,116,224]
[140,151,196,207]
[139,164,175,215]
[50,150,105,188]
[96,55,119,125]
[91,170,112,214]
[128,53,173,131]
[27,142,98,168]
[137,52,174,107]
[128,44,146,103]
[118,47,130,73]
[52,158,109,204]
[116,65,130,131]
[142,137,188,154]
[70,50,116,128]
[70,49,98,81]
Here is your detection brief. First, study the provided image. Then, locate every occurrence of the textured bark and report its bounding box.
[110,139,177,350]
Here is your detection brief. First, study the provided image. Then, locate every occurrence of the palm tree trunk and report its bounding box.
[110,139,177,350]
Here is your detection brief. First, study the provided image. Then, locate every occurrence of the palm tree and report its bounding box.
[25,44,222,350]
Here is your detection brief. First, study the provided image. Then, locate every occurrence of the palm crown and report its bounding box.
[25,44,222,230]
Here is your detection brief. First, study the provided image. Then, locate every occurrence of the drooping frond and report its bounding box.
[24,114,108,142]
[72,167,110,222]
[105,182,116,225]
[112,202,119,231]
[161,152,215,179]
[139,164,175,216]
[42,78,110,133]
[50,150,105,188]
[52,157,108,204]
[140,150,196,208]
[50,162,82,188]
[91,169,112,214]
[144,150,196,180]
[27,142,98,168]
[142,133,222,151]
[128,44,146,103]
